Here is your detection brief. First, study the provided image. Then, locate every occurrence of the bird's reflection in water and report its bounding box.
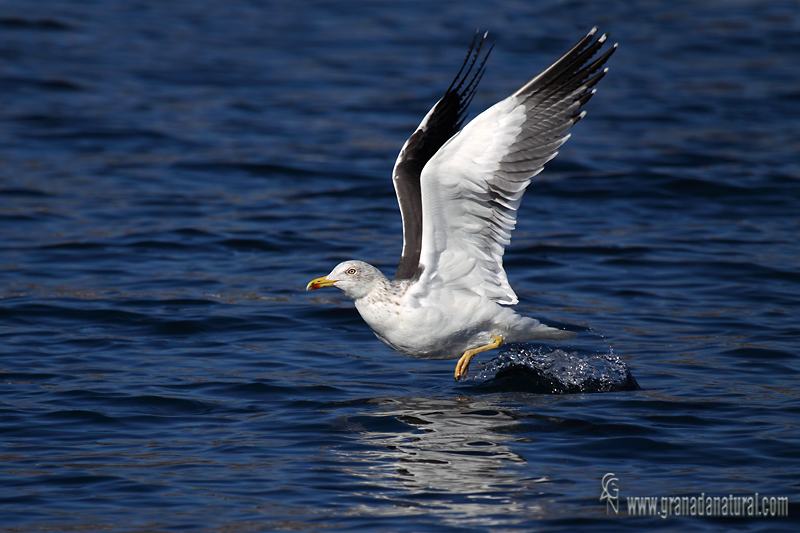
[337,396,554,525]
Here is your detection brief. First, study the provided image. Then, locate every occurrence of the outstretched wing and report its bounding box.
[392,32,493,280]
[414,28,616,304]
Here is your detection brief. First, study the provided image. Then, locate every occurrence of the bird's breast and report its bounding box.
[353,294,495,359]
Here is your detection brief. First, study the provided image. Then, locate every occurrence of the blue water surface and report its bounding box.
[1,0,799,531]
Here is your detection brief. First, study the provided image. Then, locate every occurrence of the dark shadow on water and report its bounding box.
[466,345,641,394]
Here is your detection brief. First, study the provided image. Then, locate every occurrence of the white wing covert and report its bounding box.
[415,28,616,304]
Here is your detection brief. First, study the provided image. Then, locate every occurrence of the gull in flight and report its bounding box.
[307,28,616,380]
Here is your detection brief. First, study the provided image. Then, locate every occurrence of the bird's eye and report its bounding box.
[346,268,357,275]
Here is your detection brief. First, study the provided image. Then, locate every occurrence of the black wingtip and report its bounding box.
[513,27,617,101]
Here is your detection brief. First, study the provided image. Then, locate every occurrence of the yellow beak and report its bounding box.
[306,275,337,291]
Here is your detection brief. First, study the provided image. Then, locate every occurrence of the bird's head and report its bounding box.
[306,260,386,300]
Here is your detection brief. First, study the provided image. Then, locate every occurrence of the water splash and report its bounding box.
[471,345,640,394]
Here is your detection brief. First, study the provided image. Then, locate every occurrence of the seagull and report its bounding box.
[307,28,616,380]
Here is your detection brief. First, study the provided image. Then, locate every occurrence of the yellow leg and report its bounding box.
[454,335,503,381]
